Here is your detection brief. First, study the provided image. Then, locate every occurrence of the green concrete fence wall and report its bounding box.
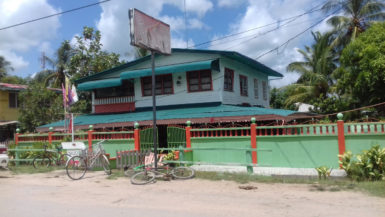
[191,137,251,164]
[257,136,339,168]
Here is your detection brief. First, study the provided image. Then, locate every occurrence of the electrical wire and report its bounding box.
[189,0,328,49]
[0,0,111,31]
[254,4,345,60]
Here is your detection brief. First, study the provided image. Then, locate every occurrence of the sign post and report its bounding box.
[129,8,171,170]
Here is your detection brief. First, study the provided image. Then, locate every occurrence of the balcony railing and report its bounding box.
[94,96,134,105]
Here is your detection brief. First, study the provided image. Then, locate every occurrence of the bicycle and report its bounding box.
[130,161,195,185]
[32,144,71,169]
[65,140,111,180]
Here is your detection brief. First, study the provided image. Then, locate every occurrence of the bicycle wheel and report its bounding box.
[32,156,51,169]
[131,171,156,185]
[101,154,112,175]
[66,156,87,180]
[171,166,195,179]
[57,153,71,167]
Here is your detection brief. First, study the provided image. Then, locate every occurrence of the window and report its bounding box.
[224,68,234,91]
[254,79,259,99]
[239,75,248,96]
[141,74,173,96]
[262,80,268,100]
[187,70,212,92]
[95,80,134,99]
[9,92,18,108]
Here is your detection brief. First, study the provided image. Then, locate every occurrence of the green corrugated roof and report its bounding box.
[38,105,296,129]
[75,48,282,85]
[77,78,122,91]
[120,59,219,80]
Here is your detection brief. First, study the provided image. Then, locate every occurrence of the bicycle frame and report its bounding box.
[82,140,107,168]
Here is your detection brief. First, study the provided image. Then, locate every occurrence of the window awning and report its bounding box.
[77,78,122,91]
[120,59,219,80]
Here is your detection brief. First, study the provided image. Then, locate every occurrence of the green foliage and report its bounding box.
[67,26,123,114]
[36,41,73,88]
[315,166,332,180]
[0,56,13,79]
[0,75,27,84]
[336,23,385,111]
[322,0,385,50]
[311,94,348,115]
[285,31,336,110]
[69,26,122,80]
[339,145,385,181]
[18,83,64,132]
[163,151,178,161]
[270,87,295,110]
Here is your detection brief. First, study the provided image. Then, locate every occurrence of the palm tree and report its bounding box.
[38,41,73,87]
[0,56,13,80]
[322,0,385,48]
[285,31,336,107]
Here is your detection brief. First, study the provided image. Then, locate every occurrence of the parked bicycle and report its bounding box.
[65,140,111,180]
[130,158,195,185]
[33,144,70,169]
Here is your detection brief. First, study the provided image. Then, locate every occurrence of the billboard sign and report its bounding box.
[129,8,171,55]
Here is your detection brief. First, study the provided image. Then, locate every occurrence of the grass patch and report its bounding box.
[195,171,385,197]
[106,169,126,180]
[8,165,59,174]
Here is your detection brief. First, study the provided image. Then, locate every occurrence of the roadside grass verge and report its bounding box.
[195,171,385,198]
[7,165,59,174]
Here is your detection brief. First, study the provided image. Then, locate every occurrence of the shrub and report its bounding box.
[315,166,332,180]
[339,145,385,181]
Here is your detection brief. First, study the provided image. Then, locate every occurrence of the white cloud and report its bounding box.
[0,50,29,73]
[210,0,329,87]
[0,0,60,76]
[217,0,245,8]
[96,0,211,60]
[171,37,195,48]
[184,0,213,17]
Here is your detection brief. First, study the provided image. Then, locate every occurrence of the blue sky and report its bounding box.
[0,0,331,87]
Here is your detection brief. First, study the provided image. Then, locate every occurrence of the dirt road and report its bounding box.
[0,170,384,217]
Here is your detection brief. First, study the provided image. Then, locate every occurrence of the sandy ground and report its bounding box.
[0,169,384,217]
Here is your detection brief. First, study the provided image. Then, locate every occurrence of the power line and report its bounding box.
[0,0,111,31]
[254,4,344,60]
[222,15,322,51]
[189,0,328,49]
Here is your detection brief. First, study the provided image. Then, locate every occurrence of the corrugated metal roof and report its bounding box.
[0,83,61,92]
[75,49,283,84]
[0,83,28,91]
[38,105,298,130]
[120,59,219,80]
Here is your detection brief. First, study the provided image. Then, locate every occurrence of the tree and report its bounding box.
[335,22,385,109]
[0,56,13,79]
[322,0,385,49]
[40,41,73,88]
[270,87,295,110]
[18,83,63,132]
[69,27,122,80]
[285,31,336,108]
[1,75,27,84]
[67,27,124,113]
